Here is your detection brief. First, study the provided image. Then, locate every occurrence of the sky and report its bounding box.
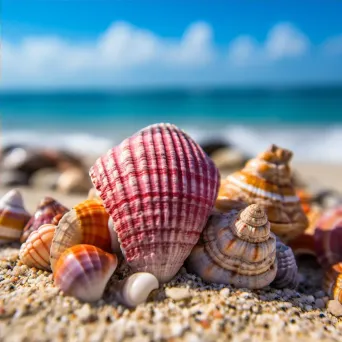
[1,0,342,89]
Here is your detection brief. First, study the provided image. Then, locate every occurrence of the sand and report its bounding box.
[1,163,342,342]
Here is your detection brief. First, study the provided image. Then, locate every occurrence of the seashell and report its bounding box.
[89,123,220,283]
[19,224,56,271]
[50,199,116,272]
[51,213,64,226]
[114,272,159,308]
[0,189,31,244]
[216,144,308,242]
[54,244,118,302]
[288,206,321,257]
[271,239,298,289]
[21,197,68,243]
[87,188,102,202]
[186,204,277,289]
[314,206,342,268]
[323,263,342,304]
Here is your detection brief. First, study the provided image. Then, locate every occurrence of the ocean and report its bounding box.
[1,86,342,162]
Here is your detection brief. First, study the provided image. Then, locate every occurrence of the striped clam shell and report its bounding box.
[89,123,220,283]
[54,244,118,302]
[186,204,277,289]
[21,197,68,243]
[323,262,342,304]
[19,224,56,271]
[314,206,342,268]
[271,239,298,289]
[50,199,117,272]
[216,144,308,242]
[0,189,31,244]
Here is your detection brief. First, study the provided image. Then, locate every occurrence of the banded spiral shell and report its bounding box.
[19,224,56,271]
[271,239,298,289]
[314,206,342,269]
[323,263,342,304]
[89,123,220,283]
[0,189,31,244]
[216,144,308,242]
[54,244,118,302]
[21,197,68,243]
[50,199,117,272]
[186,204,277,289]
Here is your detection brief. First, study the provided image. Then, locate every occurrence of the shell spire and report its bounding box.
[89,123,220,283]
[216,144,308,242]
[0,189,31,244]
[186,204,277,289]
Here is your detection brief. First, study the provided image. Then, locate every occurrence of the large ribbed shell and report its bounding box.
[19,224,56,271]
[314,206,342,269]
[271,239,298,289]
[323,263,342,304]
[186,204,277,289]
[89,123,220,283]
[54,244,118,302]
[50,200,113,272]
[0,189,31,244]
[216,144,308,242]
[21,197,68,243]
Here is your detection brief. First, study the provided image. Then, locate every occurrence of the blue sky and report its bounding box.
[2,0,342,89]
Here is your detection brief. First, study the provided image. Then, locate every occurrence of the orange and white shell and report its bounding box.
[54,244,118,302]
[186,204,277,289]
[50,199,117,272]
[19,224,56,271]
[216,144,308,242]
[0,189,31,244]
[314,206,342,269]
[323,263,342,304]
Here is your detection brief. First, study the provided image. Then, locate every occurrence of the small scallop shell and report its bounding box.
[216,145,308,242]
[0,189,31,244]
[54,244,118,302]
[186,204,277,289]
[21,197,68,243]
[323,263,342,304]
[89,123,220,283]
[50,200,116,272]
[314,206,342,268]
[19,224,56,271]
[271,239,298,289]
[114,272,159,308]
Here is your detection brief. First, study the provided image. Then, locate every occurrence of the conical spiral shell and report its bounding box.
[216,144,308,242]
[89,123,220,283]
[19,224,56,271]
[114,272,159,308]
[314,206,342,269]
[323,263,342,304]
[54,244,118,302]
[186,204,277,289]
[271,239,298,289]
[21,197,68,243]
[0,189,31,244]
[50,199,115,272]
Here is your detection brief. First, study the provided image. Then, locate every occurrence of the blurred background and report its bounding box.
[1,0,342,196]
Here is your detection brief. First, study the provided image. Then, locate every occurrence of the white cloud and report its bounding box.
[1,21,341,88]
[228,22,310,66]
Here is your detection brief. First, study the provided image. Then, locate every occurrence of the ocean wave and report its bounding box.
[2,125,342,163]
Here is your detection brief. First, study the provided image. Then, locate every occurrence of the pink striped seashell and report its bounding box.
[54,244,118,302]
[21,197,68,243]
[89,123,220,283]
[19,224,56,271]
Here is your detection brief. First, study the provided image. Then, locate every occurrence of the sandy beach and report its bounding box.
[0,162,342,341]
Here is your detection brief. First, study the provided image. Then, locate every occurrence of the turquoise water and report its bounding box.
[1,86,342,161]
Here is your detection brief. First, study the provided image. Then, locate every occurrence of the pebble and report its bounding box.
[327,300,342,317]
[219,288,230,297]
[315,298,326,309]
[165,287,192,301]
[314,290,325,299]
